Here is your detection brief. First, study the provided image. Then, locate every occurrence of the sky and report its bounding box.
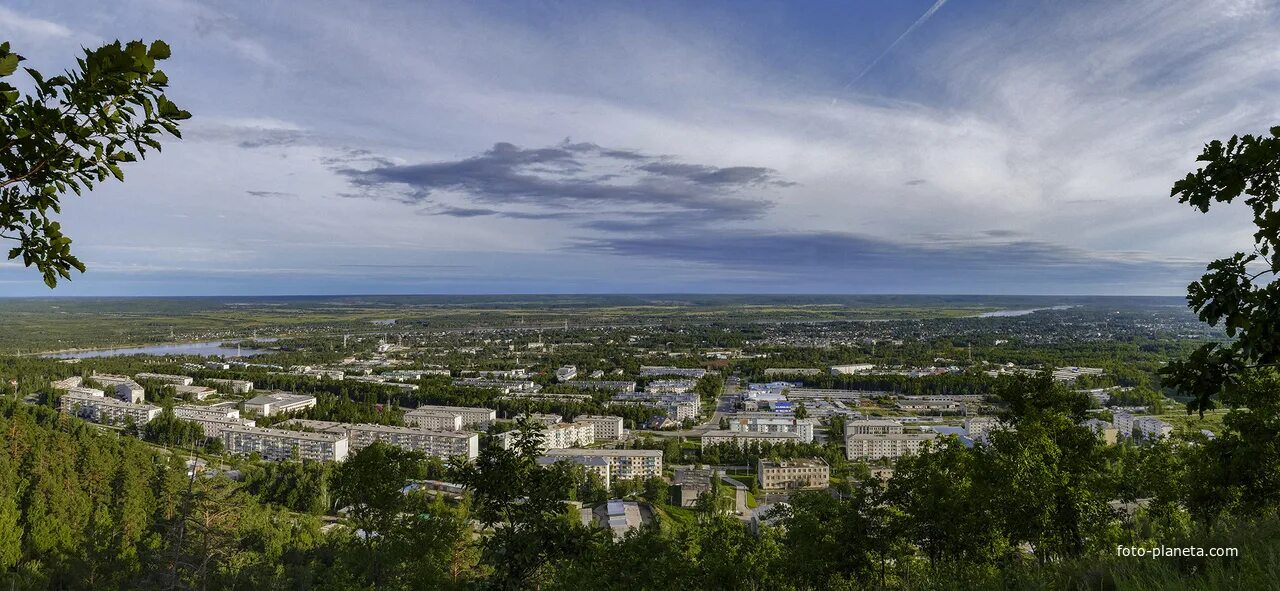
[0,0,1277,296]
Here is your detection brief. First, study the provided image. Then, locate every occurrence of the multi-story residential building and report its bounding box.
[93,373,147,403]
[242,391,317,416]
[220,424,348,462]
[758,459,830,490]
[338,423,479,460]
[963,416,1002,441]
[205,378,254,393]
[528,413,563,426]
[1081,418,1119,444]
[574,415,625,440]
[66,386,105,398]
[1133,416,1173,440]
[846,419,904,435]
[172,384,217,400]
[50,376,83,390]
[895,399,964,414]
[496,421,595,452]
[726,412,815,443]
[542,448,663,484]
[555,366,578,381]
[135,372,194,386]
[564,380,636,392]
[639,366,707,379]
[845,432,937,461]
[763,368,822,376]
[1112,411,1135,437]
[61,390,161,426]
[406,405,495,429]
[646,379,697,394]
[829,364,875,375]
[610,392,701,422]
[173,405,253,437]
[403,409,464,431]
[700,430,802,448]
[453,378,540,393]
[538,454,612,489]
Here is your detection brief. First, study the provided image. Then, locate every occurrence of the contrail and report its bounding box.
[843,0,951,89]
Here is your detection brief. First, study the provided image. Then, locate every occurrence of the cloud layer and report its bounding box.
[1,0,1276,295]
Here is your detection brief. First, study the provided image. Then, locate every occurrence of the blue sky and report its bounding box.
[1,0,1277,296]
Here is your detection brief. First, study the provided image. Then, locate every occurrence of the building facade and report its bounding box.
[757,459,830,490]
[407,405,495,429]
[243,392,317,416]
[220,424,349,462]
[575,415,625,440]
[726,413,815,443]
[844,432,937,461]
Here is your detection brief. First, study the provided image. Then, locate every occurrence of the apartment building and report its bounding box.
[846,419,904,435]
[700,430,802,448]
[135,372,194,386]
[645,379,696,394]
[406,405,495,429]
[173,405,252,437]
[66,386,105,398]
[453,378,540,393]
[402,409,464,431]
[639,366,707,379]
[542,448,663,484]
[528,413,563,426]
[1081,418,1119,445]
[611,392,701,422]
[49,376,83,390]
[341,423,479,460]
[963,416,1001,441]
[574,415,625,440]
[726,413,815,443]
[758,459,830,490]
[496,421,595,452]
[205,378,254,394]
[172,384,217,400]
[220,424,349,462]
[61,389,161,426]
[555,366,578,381]
[539,454,612,488]
[845,432,937,461]
[242,391,317,416]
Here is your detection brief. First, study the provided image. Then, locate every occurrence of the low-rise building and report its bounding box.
[574,415,626,440]
[243,391,317,416]
[406,405,495,429]
[135,372,194,386]
[726,412,815,443]
[220,424,348,462]
[758,458,830,490]
[555,366,578,381]
[61,390,161,426]
[830,364,875,375]
[700,430,802,448]
[845,432,937,461]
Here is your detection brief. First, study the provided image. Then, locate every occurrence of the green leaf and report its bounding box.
[148,40,171,60]
[0,54,18,77]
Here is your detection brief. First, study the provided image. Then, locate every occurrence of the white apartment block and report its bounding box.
[539,454,612,488]
[639,366,707,379]
[220,424,349,462]
[66,386,105,398]
[243,392,317,416]
[528,413,563,426]
[846,419,905,435]
[726,413,815,443]
[646,379,697,394]
[173,405,253,438]
[206,378,254,393]
[700,430,802,448]
[963,416,1002,441]
[403,409,464,431]
[845,432,937,461]
[758,459,830,490]
[407,405,495,429]
[830,364,875,375]
[497,421,595,452]
[1117,413,1173,440]
[574,415,625,440]
[344,423,478,460]
[611,393,701,422]
[172,384,217,400]
[543,448,663,482]
[93,374,147,404]
[135,373,194,386]
[50,376,83,390]
[61,390,161,426]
